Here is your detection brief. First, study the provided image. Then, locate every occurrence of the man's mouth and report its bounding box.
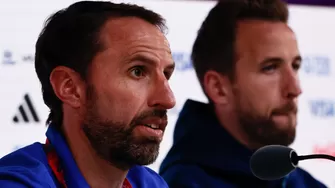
[135,122,166,141]
[143,124,160,129]
[137,117,168,131]
[272,111,296,116]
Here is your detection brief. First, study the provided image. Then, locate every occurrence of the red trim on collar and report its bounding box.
[45,139,132,188]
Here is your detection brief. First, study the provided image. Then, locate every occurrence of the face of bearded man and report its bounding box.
[226,20,302,148]
[50,17,175,171]
[82,85,169,170]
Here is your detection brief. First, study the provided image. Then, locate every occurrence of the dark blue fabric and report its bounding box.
[0,125,168,188]
[159,99,327,188]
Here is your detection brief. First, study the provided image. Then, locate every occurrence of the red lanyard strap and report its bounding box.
[45,139,67,188]
[45,139,132,188]
[122,179,132,188]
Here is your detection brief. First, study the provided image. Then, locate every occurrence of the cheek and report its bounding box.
[97,79,148,123]
[236,80,278,115]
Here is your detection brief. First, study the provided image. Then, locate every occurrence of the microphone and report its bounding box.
[250,145,335,181]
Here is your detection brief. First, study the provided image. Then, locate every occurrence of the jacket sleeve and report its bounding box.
[0,180,31,188]
[0,168,53,188]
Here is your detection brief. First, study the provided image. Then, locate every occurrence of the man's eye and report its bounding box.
[292,63,301,71]
[262,64,278,72]
[130,66,146,78]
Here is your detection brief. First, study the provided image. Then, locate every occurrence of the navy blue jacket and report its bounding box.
[159,99,327,188]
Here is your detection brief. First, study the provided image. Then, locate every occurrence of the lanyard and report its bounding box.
[45,139,132,188]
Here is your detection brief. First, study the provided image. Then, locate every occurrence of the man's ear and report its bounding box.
[49,66,86,109]
[203,70,231,105]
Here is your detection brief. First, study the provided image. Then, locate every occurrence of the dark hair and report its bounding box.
[35,1,166,128]
[192,0,288,96]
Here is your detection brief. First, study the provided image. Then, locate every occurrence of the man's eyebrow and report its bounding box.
[128,54,175,69]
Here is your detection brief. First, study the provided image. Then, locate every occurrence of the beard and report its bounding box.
[233,91,297,148]
[237,108,296,147]
[81,86,167,170]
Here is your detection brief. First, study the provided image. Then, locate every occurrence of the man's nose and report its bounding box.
[283,69,302,99]
[147,77,176,109]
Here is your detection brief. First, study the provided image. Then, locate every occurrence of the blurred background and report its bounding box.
[0,0,334,186]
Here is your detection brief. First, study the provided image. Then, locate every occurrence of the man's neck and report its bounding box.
[62,124,128,188]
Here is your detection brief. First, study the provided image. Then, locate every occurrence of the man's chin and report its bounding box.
[267,127,296,146]
[131,133,163,144]
[249,122,296,146]
[127,142,160,165]
[100,142,160,170]
[271,115,296,130]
